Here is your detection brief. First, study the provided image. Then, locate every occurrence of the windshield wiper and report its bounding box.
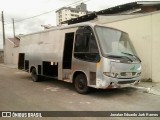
[106,54,133,62]
[121,52,141,62]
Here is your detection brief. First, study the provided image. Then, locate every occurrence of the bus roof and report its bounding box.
[20,22,127,37]
[20,22,97,37]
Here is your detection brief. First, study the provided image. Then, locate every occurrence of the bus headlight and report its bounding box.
[103,72,118,78]
[137,72,141,76]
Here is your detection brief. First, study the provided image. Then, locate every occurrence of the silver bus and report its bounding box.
[18,22,141,94]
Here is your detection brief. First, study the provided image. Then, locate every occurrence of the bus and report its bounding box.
[18,22,141,94]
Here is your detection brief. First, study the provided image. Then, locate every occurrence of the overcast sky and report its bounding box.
[0,0,159,48]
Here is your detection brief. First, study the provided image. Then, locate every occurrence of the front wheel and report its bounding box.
[74,74,89,94]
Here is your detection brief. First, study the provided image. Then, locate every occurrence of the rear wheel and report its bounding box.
[31,68,40,82]
[74,74,89,94]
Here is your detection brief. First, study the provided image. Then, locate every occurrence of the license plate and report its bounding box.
[126,72,132,77]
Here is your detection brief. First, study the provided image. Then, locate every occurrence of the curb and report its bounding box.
[0,64,18,69]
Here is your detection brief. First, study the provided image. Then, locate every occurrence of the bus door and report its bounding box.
[62,32,74,80]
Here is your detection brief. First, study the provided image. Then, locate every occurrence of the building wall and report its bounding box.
[56,8,86,25]
[4,39,19,65]
[97,12,160,82]
[151,12,160,82]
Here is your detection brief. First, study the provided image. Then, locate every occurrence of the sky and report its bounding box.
[0,0,159,49]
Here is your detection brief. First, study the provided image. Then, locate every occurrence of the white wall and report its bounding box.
[97,12,160,82]
[151,12,160,82]
[4,39,19,65]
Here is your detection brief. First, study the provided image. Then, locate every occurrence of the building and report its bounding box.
[62,1,160,25]
[56,3,90,25]
[4,37,20,65]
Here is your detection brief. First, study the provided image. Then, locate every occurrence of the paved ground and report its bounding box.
[0,64,160,120]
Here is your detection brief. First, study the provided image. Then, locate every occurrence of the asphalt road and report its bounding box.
[0,65,160,120]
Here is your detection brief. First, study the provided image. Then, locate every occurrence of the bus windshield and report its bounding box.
[95,26,138,58]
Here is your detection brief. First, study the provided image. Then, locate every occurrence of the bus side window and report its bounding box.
[74,27,100,62]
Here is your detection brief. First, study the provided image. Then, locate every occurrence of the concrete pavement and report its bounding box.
[1,63,160,96]
[0,63,160,120]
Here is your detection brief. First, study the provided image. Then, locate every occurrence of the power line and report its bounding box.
[1,0,91,25]
[14,0,91,23]
[4,20,12,25]
[4,17,12,22]
[1,0,91,26]
[15,0,89,22]
[0,15,14,25]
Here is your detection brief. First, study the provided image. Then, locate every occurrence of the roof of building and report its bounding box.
[7,37,20,47]
[96,10,160,24]
[61,1,160,25]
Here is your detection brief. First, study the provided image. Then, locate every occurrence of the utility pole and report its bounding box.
[12,18,15,39]
[1,11,5,46]
[1,11,5,63]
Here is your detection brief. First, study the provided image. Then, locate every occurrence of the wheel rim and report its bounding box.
[78,78,85,90]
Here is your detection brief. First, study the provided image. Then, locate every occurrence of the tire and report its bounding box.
[31,68,40,82]
[74,74,89,94]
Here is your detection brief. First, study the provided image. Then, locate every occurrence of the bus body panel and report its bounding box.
[18,22,141,90]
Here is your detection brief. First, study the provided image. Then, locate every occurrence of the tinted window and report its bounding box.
[74,27,100,62]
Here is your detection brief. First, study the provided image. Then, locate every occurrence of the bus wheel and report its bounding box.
[31,68,39,82]
[74,74,89,94]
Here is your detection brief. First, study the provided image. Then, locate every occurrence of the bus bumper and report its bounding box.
[96,75,141,89]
